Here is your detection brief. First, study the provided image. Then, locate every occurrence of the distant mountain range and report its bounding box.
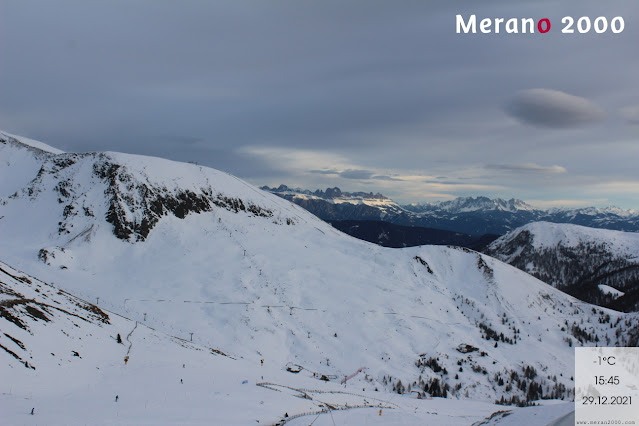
[262,185,639,235]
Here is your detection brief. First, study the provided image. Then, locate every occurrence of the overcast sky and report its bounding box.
[1,1,637,208]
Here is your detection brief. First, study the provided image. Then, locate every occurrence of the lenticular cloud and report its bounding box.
[506,89,606,128]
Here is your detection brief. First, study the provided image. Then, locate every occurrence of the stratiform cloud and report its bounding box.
[619,106,639,124]
[309,169,340,175]
[424,180,467,185]
[505,89,606,128]
[485,163,567,174]
[309,169,403,181]
[372,175,404,181]
[339,169,375,180]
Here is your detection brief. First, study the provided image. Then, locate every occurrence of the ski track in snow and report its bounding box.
[126,321,138,356]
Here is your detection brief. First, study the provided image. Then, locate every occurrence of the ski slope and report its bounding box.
[1,260,579,425]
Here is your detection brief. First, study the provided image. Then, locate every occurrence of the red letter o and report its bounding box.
[538,18,551,33]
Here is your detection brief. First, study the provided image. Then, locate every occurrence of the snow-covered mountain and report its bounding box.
[484,222,639,312]
[2,132,639,423]
[263,186,639,235]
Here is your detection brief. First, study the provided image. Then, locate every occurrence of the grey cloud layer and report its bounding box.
[619,106,639,124]
[0,0,637,208]
[339,169,375,180]
[310,169,402,181]
[485,163,567,174]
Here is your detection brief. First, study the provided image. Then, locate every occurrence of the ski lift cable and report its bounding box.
[328,408,336,426]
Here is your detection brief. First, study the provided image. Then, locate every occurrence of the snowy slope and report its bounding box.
[1,133,638,422]
[598,284,624,299]
[1,259,578,425]
[485,222,639,311]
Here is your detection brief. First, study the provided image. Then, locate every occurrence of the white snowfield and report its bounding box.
[1,132,636,425]
[598,284,625,299]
